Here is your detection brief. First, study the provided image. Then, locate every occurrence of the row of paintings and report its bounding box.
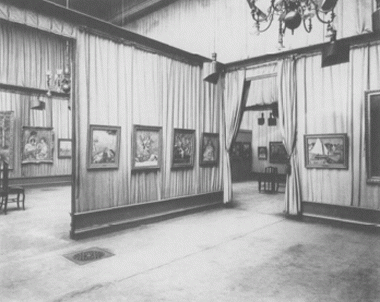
[0,111,72,167]
[258,134,349,169]
[231,142,252,160]
[87,124,220,170]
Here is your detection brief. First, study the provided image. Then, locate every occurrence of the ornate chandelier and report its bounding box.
[246,0,338,46]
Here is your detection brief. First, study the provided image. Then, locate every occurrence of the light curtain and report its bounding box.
[76,31,222,212]
[222,70,250,203]
[278,57,301,215]
[297,43,380,210]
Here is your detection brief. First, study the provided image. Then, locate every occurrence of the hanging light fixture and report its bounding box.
[258,112,265,125]
[30,95,45,110]
[268,112,277,126]
[246,0,339,46]
[204,53,222,84]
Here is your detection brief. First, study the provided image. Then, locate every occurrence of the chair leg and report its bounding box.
[16,193,20,208]
[22,192,25,210]
[0,196,3,210]
[3,195,8,215]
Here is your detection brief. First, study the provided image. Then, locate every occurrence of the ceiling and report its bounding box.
[46,0,178,26]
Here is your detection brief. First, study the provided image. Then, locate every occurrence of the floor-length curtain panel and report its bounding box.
[278,57,301,215]
[222,70,250,203]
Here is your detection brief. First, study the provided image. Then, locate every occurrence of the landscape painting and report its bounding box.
[132,125,162,171]
[172,128,195,169]
[87,125,120,169]
[304,133,348,169]
[58,139,72,159]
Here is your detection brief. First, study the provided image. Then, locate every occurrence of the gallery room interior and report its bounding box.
[1,0,380,301]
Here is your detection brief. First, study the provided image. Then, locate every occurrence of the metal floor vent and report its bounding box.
[64,247,114,265]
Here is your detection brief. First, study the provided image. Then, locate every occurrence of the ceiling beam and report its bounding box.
[109,0,178,25]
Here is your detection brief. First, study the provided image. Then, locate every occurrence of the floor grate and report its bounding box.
[64,247,114,265]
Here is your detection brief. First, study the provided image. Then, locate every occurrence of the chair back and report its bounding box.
[265,166,278,174]
[1,161,9,191]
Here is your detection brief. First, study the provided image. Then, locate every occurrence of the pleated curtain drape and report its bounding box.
[76,31,222,212]
[278,57,302,215]
[222,70,250,203]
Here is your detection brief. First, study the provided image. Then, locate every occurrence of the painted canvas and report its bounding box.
[132,125,162,171]
[0,111,14,168]
[200,132,219,166]
[172,128,196,168]
[22,127,54,164]
[88,125,120,169]
[269,141,288,164]
[58,139,72,159]
[304,133,348,169]
[258,146,268,160]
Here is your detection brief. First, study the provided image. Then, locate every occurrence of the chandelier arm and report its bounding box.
[303,18,312,33]
[315,9,334,24]
[255,12,275,33]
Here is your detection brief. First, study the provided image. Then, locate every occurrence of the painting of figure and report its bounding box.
[0,111,14,168]
[22,127,54,164]
[172,128,195,169]
[132,125,162,171]
[87,125,120,169]
[200,132,219,166]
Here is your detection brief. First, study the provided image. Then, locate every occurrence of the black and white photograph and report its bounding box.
[1,1,379,301]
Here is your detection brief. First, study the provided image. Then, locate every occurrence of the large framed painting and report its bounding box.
[58,139,72,159]
[0,111,15,168]
[22,127,54,164]
[304,133,348,169]
[258,146,268,160]
[241,142,252,160]
[132,125,162,171]
[87,125,121,170]
[269,141,288,164]
[172,128,196,169]
[365,90,380,184]
[231,142,242,158]
[200,132,219,166]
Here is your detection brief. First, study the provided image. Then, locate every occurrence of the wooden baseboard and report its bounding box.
[71,191,224,239]
[302,201,380,229]
[9,175,71,187]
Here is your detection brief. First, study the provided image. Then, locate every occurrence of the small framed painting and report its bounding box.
[22,127,54,164]
[200,132,219,166]
[269,141,288,164]
[87,125,121,170]
[172,128,196,169]
[58,139,72,159]
[258,146,267,160]
[304,133,348,169]
[132,125,162,171]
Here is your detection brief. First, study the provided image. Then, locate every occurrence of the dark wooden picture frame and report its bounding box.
[304,133,348,169]
[0,111,15,168]
[258,146,268,160]
[132,125,162,171]
[365,90,380,184]
[58,139,72,159]
[200,132,219,166]
[269,141,288,164]
[22,126,54,164]
[172,128,196,169]
[87,125,121,170]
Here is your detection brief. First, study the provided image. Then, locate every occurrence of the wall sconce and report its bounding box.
[30,95,45,110]
[268,112,277,126]
[258,112,265,125]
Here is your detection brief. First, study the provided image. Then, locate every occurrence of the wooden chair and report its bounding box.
[263,166,279,192]
[0,162,25,214]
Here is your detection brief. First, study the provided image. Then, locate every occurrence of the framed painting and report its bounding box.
[58,139,72,159]
[0,111,15,168]
[231,142,242,158]
[269,141,288,164]
[22,127,54,164]
[365,90,380,184]
[258,146,268,160]
[200,132,219,166]
[304,133,348,169]
[87,125,121,170]
[241,142,252,160]
[132,125,162,171]
[172,128,196,169]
